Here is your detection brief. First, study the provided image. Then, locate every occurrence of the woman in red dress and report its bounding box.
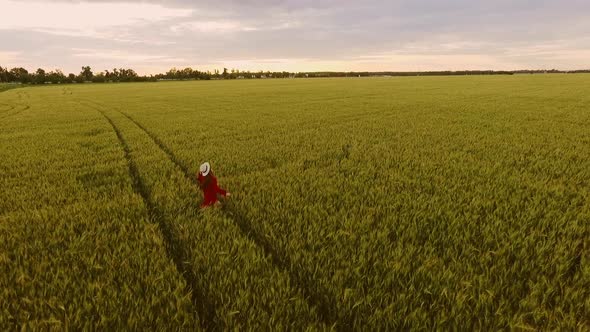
[197,162,230,208]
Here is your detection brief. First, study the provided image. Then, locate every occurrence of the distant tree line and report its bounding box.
[299,69,590,77]
[1,65,589,84]
[156,67,296,80]
[0,65,149,84]
[300,71,516,77]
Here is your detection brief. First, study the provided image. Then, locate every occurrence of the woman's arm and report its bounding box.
[216,186,227,196]
[210,176,228,196]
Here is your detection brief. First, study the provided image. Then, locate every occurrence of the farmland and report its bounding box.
[0,84,20,94]
[1,75,589,330]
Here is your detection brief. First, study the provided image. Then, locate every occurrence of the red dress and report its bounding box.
[197,172,227,207]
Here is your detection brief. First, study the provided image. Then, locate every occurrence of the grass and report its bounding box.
[1,76,589,330]
[0,83,22,93]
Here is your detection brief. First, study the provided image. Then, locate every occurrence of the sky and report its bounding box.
[1,0,589,75]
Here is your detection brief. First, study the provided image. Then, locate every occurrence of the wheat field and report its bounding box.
[1,75,589,330]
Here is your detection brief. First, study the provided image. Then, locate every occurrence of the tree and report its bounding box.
[180,67,191,79]
[165,67,178,80]
[0,67,11,82]
[117,68,138,82]
[112,68,120,81]
[67,73,77,83]
[47,70,65,84]
[92,72,106,83]
[80,66,93,81]
[0,66,8,82]
[10,67,30,83]
[35,68,46,84]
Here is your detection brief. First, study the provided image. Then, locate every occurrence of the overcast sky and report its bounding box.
[1,0,589,74]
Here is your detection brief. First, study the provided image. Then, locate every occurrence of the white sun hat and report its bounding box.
[200,162,211,176]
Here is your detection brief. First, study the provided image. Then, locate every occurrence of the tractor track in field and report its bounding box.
[0,104,16,117]
[116,109,340,326]
[0,104,30,120]
[1,91,31,120]
[88,103,213,329]
[0,103,15,112]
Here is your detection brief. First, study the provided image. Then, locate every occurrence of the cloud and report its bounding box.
[0,0,192,32]
[168,19,302,34]
[170,21,258,34]
[71,48,186,64]
[1,0,590,73]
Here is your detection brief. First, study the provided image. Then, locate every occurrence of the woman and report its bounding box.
[197,162,230,208]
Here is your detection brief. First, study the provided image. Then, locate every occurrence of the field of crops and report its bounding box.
[0,84,21,94]
[1,75,589,330]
